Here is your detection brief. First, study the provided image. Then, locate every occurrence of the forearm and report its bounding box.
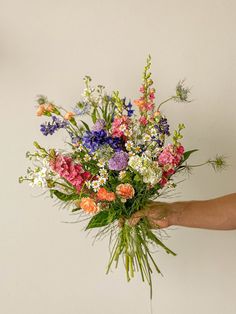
[169,193,236,230]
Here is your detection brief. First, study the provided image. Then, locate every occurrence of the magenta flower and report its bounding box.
[50,155,91,192]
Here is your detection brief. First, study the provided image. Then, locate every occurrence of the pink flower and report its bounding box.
[50,155,91,192]
[144,102,154,111]
[149,92,155,100]
[158,144,184,168]
[139,116,148,126]
[111,116,129,138]
[139,85,145,93]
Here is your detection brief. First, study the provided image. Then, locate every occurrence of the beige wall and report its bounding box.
[1,0,236,313]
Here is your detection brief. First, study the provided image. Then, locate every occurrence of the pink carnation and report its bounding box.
[50,155,91,192]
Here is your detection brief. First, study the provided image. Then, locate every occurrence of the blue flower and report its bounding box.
[40,116,68,136]
[124,100,134,117]
[82,130,123,153]
[155,117,170,136]
[73,102,91,116]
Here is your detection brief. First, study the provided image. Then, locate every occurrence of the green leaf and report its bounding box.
[181,149,198,163]
[51,190,78,201]
[80,120,90,131]
[91,108,97,123]
[71,207,81,212]
[53,108,61,115]
[86,210,117,230]
[70,117,77,127]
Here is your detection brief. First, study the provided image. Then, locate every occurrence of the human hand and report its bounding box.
[129,200,173,228]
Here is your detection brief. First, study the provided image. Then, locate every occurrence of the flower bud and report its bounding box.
[64,112,75,120]
[36,105,45,116]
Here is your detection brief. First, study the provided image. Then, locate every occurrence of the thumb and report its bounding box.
[128,210,146,227]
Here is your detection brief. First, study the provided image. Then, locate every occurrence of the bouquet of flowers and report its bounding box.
[20,56,225,297]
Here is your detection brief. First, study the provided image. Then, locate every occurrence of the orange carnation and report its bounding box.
[116,183,135,200]
[36,105,46,116]
[97,188,116,202]
[45,103,55,112]
[79,197,99,214]
[64,111,75,120]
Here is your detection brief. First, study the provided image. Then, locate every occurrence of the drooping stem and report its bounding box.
[157,96,175,110]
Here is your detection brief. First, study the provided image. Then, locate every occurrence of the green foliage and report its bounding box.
[172,123,185,145]
[86,210,117,229]
[51,190,79,201]
[71,207,81,212]
[181,149,198,164]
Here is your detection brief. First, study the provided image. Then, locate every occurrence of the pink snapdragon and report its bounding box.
[139,116,148,126]
[111,116,129,138]
[50,155,91,192]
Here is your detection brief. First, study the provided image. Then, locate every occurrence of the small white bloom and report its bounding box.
[120,125,127,132]
[97,159,106,168]
[91,180,100,191]
[77,143,84,152]
[98,176,107,185]
[124,129,133,137]
[118,171,126,180]
[150,128,157,137]
[99,168,108,177]
[84,154,91,162]
[85,181,91,189]
[134,146,141,153]
[125,141,134,151]
[143,134,151,142]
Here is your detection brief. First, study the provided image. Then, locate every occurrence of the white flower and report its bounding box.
[134,146,141,153]
[128,155,143,171]
[77,144,84,152]
[143,134,151,142]
[99,168,108,177]
[85,181,91,189]
[120,125,127,132]
[124,129,133,137]
[118,171,126,180]
[97,159,106,168]
[125,141,134,151]
[150,128,157,137]
[84,154,91,162]
[91,180,100,191]
[98,176,107,186]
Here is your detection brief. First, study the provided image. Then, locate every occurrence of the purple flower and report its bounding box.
[92,119,106,131]
[40,116,68,136]
[82,130,123,153]
[154,117,170,136]
[108,151,129,171]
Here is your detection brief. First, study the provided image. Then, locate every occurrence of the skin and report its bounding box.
[129,193,236,230]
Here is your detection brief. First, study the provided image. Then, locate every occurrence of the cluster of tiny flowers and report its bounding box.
[128,155,163,185]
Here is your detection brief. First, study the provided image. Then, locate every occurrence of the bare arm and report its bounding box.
[129,193,236,230]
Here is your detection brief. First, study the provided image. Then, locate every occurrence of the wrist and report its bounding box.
[167,201,189,226]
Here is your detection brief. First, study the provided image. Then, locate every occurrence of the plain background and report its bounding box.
[1,0,236,313]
